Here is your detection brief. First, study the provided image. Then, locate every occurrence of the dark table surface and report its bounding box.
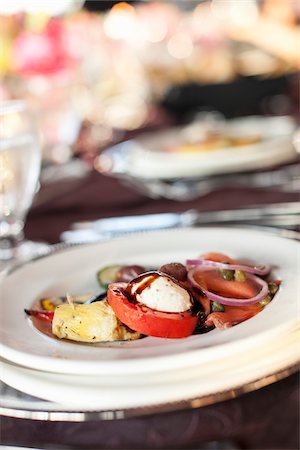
[1,166,299,450]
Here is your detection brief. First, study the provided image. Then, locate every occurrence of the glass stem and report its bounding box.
[0,228,24,261]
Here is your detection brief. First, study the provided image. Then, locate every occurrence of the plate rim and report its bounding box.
[1,348,299,420]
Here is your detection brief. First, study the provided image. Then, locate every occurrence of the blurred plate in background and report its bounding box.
[97,116,296,180]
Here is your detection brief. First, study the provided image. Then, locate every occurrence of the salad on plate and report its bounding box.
[25,252,280,343]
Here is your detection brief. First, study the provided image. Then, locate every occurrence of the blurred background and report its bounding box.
[0,0,299,167]
[1,3,299,445]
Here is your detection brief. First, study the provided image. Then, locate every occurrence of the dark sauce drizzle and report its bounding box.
[125,271,163,304]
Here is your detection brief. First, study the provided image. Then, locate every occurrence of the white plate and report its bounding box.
[119,116,296,179]
[0,228,299,376]
[1,328,299,410]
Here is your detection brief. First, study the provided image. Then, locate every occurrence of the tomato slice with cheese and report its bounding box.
[107,283,198,339]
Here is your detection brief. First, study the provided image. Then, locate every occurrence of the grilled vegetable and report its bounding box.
[52,301,141,343]
[25,309,54,323]
[107,281,198,339]
[97,265,121,289]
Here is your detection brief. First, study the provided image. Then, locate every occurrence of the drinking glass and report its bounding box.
[293,127,300,154]
[0,100,46,263]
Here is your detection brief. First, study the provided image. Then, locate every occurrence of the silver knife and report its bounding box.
[71,202,300,235]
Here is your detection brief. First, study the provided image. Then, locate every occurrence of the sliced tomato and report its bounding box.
[205,304,262,330]
[107,283,198,339]
[199,252,258,298]
[193,269,259,299]
[24,309,54,323]
[200,252,237,264]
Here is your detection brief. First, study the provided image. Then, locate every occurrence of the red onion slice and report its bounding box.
[186,259,271,276]
[188,267,269,306]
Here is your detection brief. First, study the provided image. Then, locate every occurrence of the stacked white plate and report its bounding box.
[0,228,299,411]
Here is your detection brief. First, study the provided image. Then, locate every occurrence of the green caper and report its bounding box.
[234,270,246,282]
[218,262,234,280]
[219,269,234,280]
[259,294,272,307]
[211,301,225,312]
[268,282,279,296]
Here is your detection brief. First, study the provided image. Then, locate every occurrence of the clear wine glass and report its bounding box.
[0,100,47,264]
[293,127,300,154]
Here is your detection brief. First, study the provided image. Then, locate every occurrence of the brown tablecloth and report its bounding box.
[2,169,299,450]
[25,169,299,244]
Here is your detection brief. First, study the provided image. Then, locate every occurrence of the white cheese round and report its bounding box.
[133,275,192,313]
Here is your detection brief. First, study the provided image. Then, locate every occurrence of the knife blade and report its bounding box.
[71,202,300,235]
